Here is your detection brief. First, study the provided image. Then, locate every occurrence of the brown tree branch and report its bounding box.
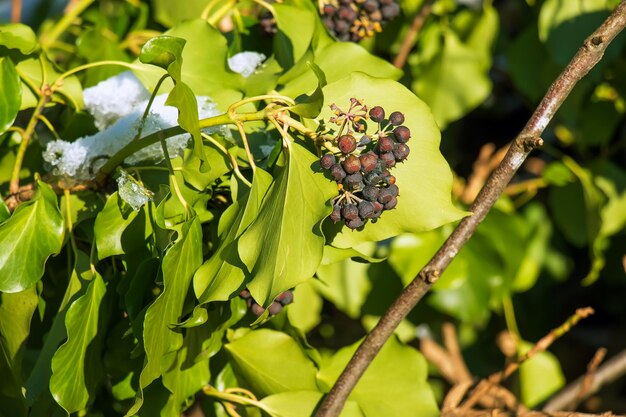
[544,348,626,412]
[313,3,626,416]
[393,0,435,68]
[442,410,624,417]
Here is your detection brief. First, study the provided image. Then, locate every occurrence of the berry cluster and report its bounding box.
[320,0,401,42]
[239,288,294,317]
[319,99,411,230]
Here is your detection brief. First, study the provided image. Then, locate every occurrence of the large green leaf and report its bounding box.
[238,143,338,306]
[518,341,565,408]
[273,3,316,69]
[225,329,318,397]
[194,170,273,304]
[0,181,64,293]
[94,192,139,259]
[412,30,492,129]
[0,57,21,134]
[315,258,372,320]
[152,0,210,27]
[286,279,323,333]
[261,391,364,417]
[129,216,202,414]
[317,336,438,417]
[0,23,38,54]
[50,274,107,414]
[321,73,465,248]
[0,286,38,417]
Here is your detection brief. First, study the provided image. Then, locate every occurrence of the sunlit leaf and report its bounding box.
[0,56,21,134]
[0,23,38,54]
[261,391,364,417]
[519,341,565,408]
[94,192,139,259]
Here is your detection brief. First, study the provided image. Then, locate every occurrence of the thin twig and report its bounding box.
[544,348,626,412]
[570,348,608,410]
[443,322,473,384]
[393,0,435,68]
[11,0,21,22]
[442,410,624,417]
[461,308,594,412]
[314,4,626,416]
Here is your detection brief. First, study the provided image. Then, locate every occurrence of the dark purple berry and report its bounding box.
[358,201,376,218]
[323,4,336,16]
[369,106,385,122]
[377,136,394,153]
[344,172,363,189]
[268,301,283,315]
[276,291,294,305]
[359,152,378,173]
[239,289,251,299]
[342,154,361,174]
[341,204,359,221]
[346,217,364,229]
[338,134,357,154]
[330,163,346,181]
[358,135,372,146]
[380,152,396,168]
[321,153,336,169]
[330,205,342,223]
[378,187,395,204]
[362,185,379,202]
[338,6,357,21]
[381,3,401,20]
[387,184,399,197]
[384,196,398,210]
[373,201,384,212]
[364,171,382,186]
[389,111,404,126]
[250,303,265,317]
[393,126,411,143]
[364,0,379,13]
[334,19,350,34]
[393,143,410,161]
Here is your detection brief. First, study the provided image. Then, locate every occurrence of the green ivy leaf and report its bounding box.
[225,329,319,397]
[0,286,38,417]
[140,35,186,79]
[0,23,38,54]
[412,30,492,129]
[316,258,372,320]
[129,216,202,415]
[321,73,466,248]
[94,192,139,259]
[288,62,326,118]
[0,56,21,134]
[518,341,565,408]
[152,0,210,27]
[50,274,107,414]
[194,170,273,304]
[0,181,64,293]
[238,143,338,306]
[317,336,438,417]
[273,3,316,69]
[261,391,364,417]
[286,280,323,334]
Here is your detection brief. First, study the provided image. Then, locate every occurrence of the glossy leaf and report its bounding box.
[129,217,203,414]
[238,143,338,306]
[321,73,466,248]
[0,57,21,134]
[139,35,186,79]
[286,279,323,333]
[317,336,438,417]
[152,0,210,27]
[50,274,107,414]
[194,170,273,304]
[225,329,318,397]
[0,181,64,293]
[0,23,38,54]
[94,192,139,259]
[273,3,316,69]
[316,258,372,320]
[261,391,364,417]
[519,341,565,408]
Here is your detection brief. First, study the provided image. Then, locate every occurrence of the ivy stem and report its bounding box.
[52,61,144,90]
[201,133,252,188]
[205,0,237,27]
[9,86,52,194]
[11,0,21,22]
[158,131,190,216]
[135,74,170,140]
[235,121,257,173]
[314,3,626,417]
[40,0,95,49]
[202,385,272,414]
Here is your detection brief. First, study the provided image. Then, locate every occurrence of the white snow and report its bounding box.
[116,169,153,211]
[227,52,266,78]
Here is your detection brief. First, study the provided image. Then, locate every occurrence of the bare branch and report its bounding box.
[393,0,435,68]
[313,3,626,416]
[442,410,624,417]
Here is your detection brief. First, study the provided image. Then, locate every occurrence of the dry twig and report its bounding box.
[393,0,435,68]
[314,3,626,416]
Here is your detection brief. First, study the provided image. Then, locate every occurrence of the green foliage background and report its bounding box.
[0,0,625,416]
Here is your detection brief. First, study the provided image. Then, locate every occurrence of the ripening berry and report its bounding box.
[381,3,401,20]
[346,217,365,230]
[378,187,395,204]
[373,201,384,212]
[330,205,342,223]
[362,185,379,202]
[359,152,378,173]
[364,0,379,13]
[384,196,398,210]
[393,143,410,161]
[359,135,372,146]
[344,172,363,189]
[338,135,357,154]
[389,111,405,126]
[338,6,357,21]
[364,171,382,186]
[268,301,283,315]
[387,183,399,197]
[380,151,396,168]
[334,19,350,34]
[342,154,361,174]
[276,291,294,305]
[250,302,265,317]
[239,289,251,299]
[330,163,347,181]
[321,153,336,169]
[378,136,394,153]
[393,126,411,143]
[369,106,385,122]
[386,175,396,185]
[342,204,359,221]
[323,4,336,16]
[358,201,376,218]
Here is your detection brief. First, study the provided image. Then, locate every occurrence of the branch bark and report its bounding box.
[313,3,626,417]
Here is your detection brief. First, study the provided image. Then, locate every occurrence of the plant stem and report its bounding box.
[201,133,252,188]
[52,61,143,89]
[235,121,257,173]
[158,131,190,216]
[40,0,95,49]
[11,0,21,23]
[393,0,435,68]
[135,74,170,140]
[313,3,626,417]
[202,386,272,414]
